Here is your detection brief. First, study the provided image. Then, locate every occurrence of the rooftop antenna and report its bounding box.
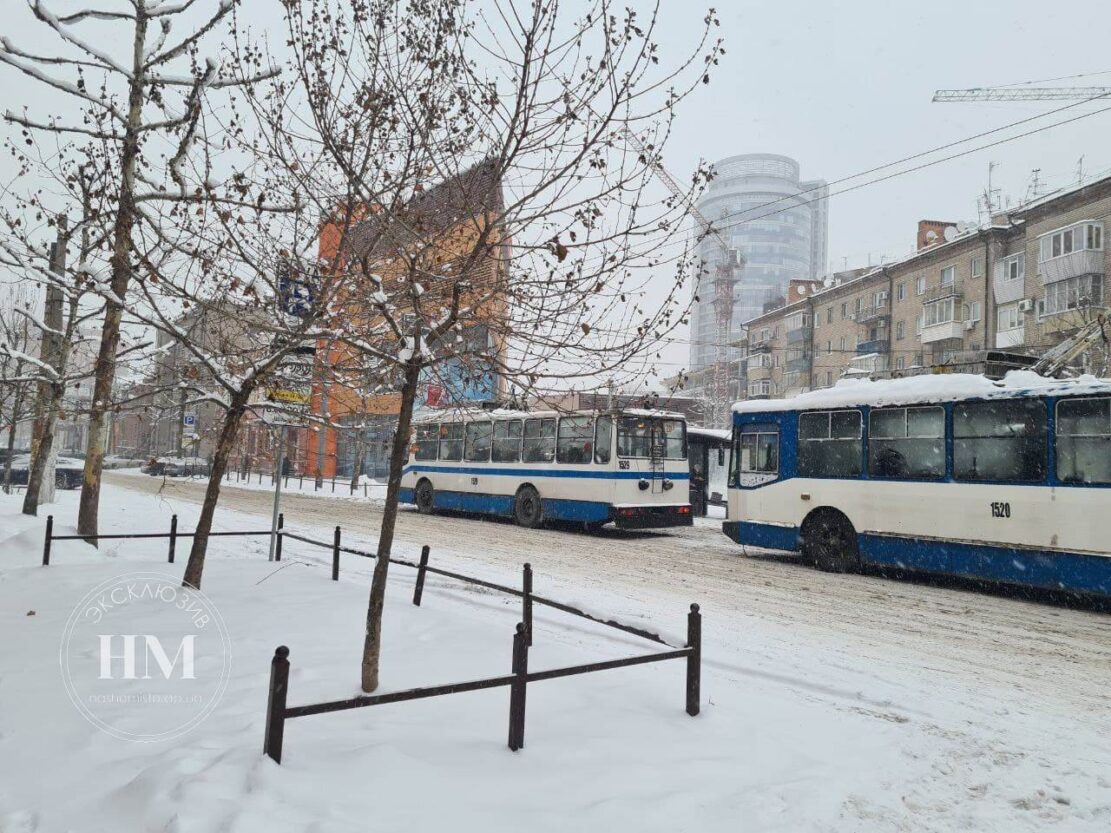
[1077,155,1085,185]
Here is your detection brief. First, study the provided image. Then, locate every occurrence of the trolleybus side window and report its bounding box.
[557,416,594,464]
[492,419,522,463]
[1056,396,1111,484]
[868,406,945,479]
[414,424,439,461]
[464,420,493,462]
[797,410,863,477]
[594,416,613,464]
[522,418,556,463]
[953,399,1047,482]
[438,422,463,461]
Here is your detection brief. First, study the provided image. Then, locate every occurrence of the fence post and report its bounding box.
[168,514,178,563]
[413,545,430,606]
[42,515,53,566]
[508,622,529,751]
[686,603,701,717]
[522,563,533,646]
[331,476,335,493]
[275,513,284,562]
[263,646,290,764]
[332,526,341,581]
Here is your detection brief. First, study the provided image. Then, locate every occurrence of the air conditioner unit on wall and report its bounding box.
[1018,299,1034,313]
[963,320,976,331]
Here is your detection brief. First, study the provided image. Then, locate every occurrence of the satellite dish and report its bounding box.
[925,230,938,244]
[943,226,959,242]
[798,285,808,295]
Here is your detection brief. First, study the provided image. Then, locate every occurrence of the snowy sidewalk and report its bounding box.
[2,486,1109,832]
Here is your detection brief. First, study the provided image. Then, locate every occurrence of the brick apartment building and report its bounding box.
[738,174,1111,398]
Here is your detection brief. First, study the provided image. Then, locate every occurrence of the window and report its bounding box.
[616,416,685,459]
[414,424,438,461]
[953,399,1047,482]
[873,290,887,308]
[971,256,984,277]
[895,356,905,370]
[896,320,905,340]
[839,335,846,352]
[786,312,809,331]
[1040,222,1103,261]
[522,418,556,463]
[913,352,923,367]
[557,416,594,464]
[896,283,906,301]
[826,307,833,324]
[826,340,832,355]
[915,313,922,335]
[940,266,955,286]
[594,416,613,464]
[840,303,847,320]
[464,421,493,462]
[1044,274,1103,315]
[748,379,771,397]
[916,276,926,295]
[656,419,687,459]
[492,420,522,463]
[438,422,463,461]
[1056,397,1111,484]
[998,253,1024,281]
[923,298,955,327]
[966,301,981,324]
[855,297,863,314]
[868,406,944,479]
[825,371,832,386]
[1087,223,1103,251]
[738,427,778,475]
[797,410,863,478]
[998,303,1022,331]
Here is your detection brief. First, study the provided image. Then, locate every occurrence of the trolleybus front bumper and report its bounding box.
[612,504,693,529]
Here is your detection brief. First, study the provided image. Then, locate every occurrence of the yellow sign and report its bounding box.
[267,388,311,405]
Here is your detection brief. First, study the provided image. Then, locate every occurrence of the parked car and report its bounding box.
[102,453,143,469]
[144,456,209,477]
[7,454,84,489]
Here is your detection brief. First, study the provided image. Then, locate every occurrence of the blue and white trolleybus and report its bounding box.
[400,408,693,529]
[724,371,1111,597]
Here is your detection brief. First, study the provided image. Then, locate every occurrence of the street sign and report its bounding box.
[266,353,314,406]
[183,414,196,427]
[277,258,317,318]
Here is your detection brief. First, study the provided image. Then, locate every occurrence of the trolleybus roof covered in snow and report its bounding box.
[732,371,1111,414]
[412,406,687,423]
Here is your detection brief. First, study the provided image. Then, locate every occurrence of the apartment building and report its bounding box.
[737,173,1110,398]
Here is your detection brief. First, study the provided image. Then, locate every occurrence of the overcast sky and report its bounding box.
[3,0,1110,376]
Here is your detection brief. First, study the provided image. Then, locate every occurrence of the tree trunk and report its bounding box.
[361,361,421,693]
[3,381,25,494]
[76,10,149,542]
[181,391,251,590]
[21,381,62,516]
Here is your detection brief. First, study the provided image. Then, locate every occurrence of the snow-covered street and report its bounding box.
[1,478,1108,831]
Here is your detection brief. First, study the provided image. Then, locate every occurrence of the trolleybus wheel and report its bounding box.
[514,485,544,528]
[415,479,435,515]
[802,510,859,573]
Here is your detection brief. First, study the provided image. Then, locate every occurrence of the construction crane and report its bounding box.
[623,130,742,426]
[1030,315,1109,378]
[933,87,1111,103]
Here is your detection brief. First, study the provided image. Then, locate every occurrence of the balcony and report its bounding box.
[855,305,890,326]
[1039,250,1104,285]
[746,362,771,381]
[923,281,964,304]
[748,337,772,353]
[855,339,889,355]
[787,354,811,374]
[995,328,1025,349]
[786,325,812,345]
[920,320,964,343]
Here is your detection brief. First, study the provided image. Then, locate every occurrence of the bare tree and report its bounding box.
[0,0,277,540]
[264,0,722,691]
[0,288,36,492]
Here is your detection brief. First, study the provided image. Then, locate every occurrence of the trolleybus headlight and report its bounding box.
[662,479,674,490]
[638,479,649,491]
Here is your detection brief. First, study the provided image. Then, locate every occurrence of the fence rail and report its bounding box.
[264,604,701,764]
[38,513,702,765]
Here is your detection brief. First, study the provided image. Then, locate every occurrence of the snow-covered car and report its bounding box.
[144,456,209,477]
[102,454,143,470]
[7,455,85,489]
